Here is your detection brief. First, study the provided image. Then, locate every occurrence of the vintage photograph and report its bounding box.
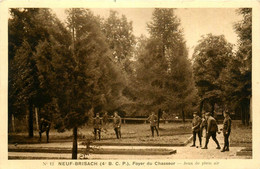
[7,8,252,160]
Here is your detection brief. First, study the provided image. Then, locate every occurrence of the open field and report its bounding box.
[8,122,252,159]
[9,122,192,145]
[9,120,252,147]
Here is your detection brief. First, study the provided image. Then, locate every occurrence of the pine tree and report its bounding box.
[135,8,198,123]
[35,8,123,159]
[220,8,252,125]
[8,8,53,137]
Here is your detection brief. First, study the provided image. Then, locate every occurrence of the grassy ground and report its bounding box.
[9,122,192,145]
[229,121,252,147]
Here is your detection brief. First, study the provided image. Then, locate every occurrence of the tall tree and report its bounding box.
[35,8,123,159]
[220,8,252,125]
[102,10,135,65]
[8,8,53,137]
[192,34,233,115]
[100,10,136,115]
[135,9,198,123]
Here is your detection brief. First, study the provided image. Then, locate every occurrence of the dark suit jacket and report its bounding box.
[39,119,51,132]
[113,116,121,128]
[207,116,218,133]
[223,116,232,133]
[93,117,102,129]
[192,116,202,132]
[147,114,158,127]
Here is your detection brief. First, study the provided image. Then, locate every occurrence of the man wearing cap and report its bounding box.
[93,113,102,140]
[147,112,159,137]
[221,111,232,152]
[191,112,202,147]
[113,111,122,139]
[202,112,221,149]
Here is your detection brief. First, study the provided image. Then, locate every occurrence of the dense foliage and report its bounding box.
[8,8,252,159]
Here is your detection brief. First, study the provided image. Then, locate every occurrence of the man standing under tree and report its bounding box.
[191,112,202,147]
[147,112,159,137]
[93,113,102,141]
[221,110,232,152]
[39,118,51,143]
[113,111,122,139]
[202,112,221,149]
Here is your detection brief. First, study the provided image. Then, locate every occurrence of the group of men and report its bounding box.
[191,111,232,152]
[93,111,162,140]
[93,111,122,140]
[38,110,231,151]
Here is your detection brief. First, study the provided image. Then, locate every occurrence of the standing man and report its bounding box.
[93,113,102,141]
[113,111,122,139]
[221,110,232,152]
[39,118,51,143]
[202,112,221,149]
[200,112,207,138]
[147,112,159,137]
[191,112,202,147]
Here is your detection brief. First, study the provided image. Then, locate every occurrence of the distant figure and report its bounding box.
[202,112,221,149]
[162,111,168,124]
[113,111,122,139]
[221,111,232,152]
[147,112,159,137]
[102,111,109,132]
[39,118,51,143]
[200,112,207,138]
[191,112,202,147]
[93,113,102,140]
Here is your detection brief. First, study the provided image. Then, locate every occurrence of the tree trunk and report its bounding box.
[241,105,245,125]
[12,114,15,132]
[35,107,39,130]
[72,127,78,159]
[28,103,34,137]
[199,99,204,115]
[182,108,185,122]
[157,109,162,128]
[244,99,250,126]
[249,96,252,125]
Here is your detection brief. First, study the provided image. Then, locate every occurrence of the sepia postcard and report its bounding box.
[0,0,260,169]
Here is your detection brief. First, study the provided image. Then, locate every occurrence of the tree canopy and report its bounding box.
[135,9,198,119]
[192,34,233,114]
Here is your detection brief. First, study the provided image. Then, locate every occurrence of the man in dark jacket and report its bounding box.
[113,111,122,139]
[202,112,221,149]
[39,118,51,143]
[221,111,232,152]
[147,112,159,137]
[93,113,102,140]
[191,112,202,147]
